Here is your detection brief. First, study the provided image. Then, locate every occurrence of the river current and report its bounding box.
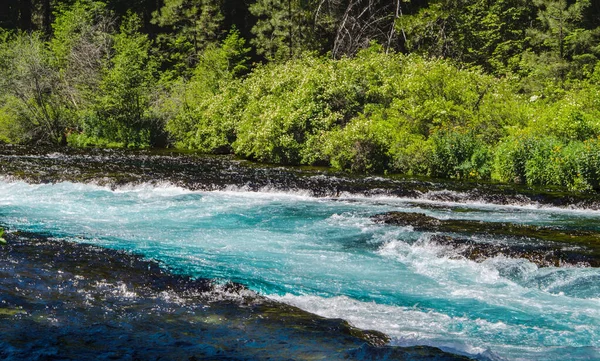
[1,147,599,360]
[1,176,599,361]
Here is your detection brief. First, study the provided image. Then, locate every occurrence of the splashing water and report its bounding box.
[1,179,599,360]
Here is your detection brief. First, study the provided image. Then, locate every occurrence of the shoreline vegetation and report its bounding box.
[1,0,600,193]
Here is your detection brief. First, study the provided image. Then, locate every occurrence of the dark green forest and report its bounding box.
[1,0,600,190]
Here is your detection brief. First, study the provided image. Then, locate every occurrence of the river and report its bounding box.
[0,146,599,360]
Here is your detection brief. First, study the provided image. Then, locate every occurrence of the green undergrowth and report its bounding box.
[1,0,600,194]
[2,11,600,192]
[165,45,600,191]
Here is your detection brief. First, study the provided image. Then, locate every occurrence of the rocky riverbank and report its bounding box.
[2,144,600,209]
[0,230,472,360]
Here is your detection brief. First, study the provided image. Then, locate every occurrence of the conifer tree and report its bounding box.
[249,0,314,61]
[152,0,224,72]
[523,0,599,86]
[92,13,159,146]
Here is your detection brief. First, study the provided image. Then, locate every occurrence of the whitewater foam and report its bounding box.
[1,178,599,361]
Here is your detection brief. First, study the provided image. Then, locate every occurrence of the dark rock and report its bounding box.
[348,344,474,360]
[373,211,600,267]
[2,144,600,209]
[0,231,473,361]
[428,234,597,267]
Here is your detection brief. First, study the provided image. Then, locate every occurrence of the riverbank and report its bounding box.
[2,144,600,209]
[0,230,471,360]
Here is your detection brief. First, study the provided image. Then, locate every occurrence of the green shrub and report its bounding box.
[493,133,536,184]
[523,137,564,186]
[493,135,599,190]
[232,57,336,163]
[167,82,244,152]
[427,129,491,179]
[0,101,25,143]
[526,83,600,142]
[313,116,391,173]
[579,139,600,191]
[387,133,431,176]
[231,49,406,164]
[555,142,587,190]
[385,57,518,139]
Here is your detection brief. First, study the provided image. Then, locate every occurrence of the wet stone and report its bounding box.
[2,144,600,209]
[373,211,600,267]
[427,234,597,267]
[0,231,471,361]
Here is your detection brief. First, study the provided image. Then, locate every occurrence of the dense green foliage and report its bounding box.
[1,0,600,191]
[71,13,161,147]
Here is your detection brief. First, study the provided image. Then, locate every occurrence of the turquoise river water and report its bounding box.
[1,179,599,361]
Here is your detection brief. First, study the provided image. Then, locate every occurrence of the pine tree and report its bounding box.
[399,0,536,74]
[92,13,159,146]
[249,0,314,61]
[152,0,224,72]
[523,0,599,85]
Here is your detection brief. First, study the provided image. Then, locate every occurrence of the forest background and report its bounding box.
[1,0,600,190]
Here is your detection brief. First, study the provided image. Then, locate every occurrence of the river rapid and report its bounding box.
[1,146,599,361]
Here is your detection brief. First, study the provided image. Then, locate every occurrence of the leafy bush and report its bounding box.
[528,84,600,142]
[164,29,250,151]
[493,133,536,184]
[383,57,520,139]
[493,134,600,190]
[428,129,491,179]
[231,48,405,164]
[164,47,529,176]
[312,116,391,173]
[555,142,587,190]
[523,136,564,186]
[579,139,600,191]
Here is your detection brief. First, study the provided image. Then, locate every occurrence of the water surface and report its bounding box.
[1,178,599,360]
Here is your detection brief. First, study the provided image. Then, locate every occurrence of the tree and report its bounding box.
[0,0,22,31]
[152,0,224,73]
[399,0,536,75]
[0,30,72,144]
[329,0,402,58]
[462,0,536,74]
[89,13,160,147]
[249,0,316,61]
[194,27,251,90]
[522,0,599,86]
[50,0,114,113]
[0,0,61,35]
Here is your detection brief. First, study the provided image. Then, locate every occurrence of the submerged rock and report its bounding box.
[373,212,600,267]
[0,230,472,361]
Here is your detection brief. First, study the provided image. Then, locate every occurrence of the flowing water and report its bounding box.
[0,147,599,360]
